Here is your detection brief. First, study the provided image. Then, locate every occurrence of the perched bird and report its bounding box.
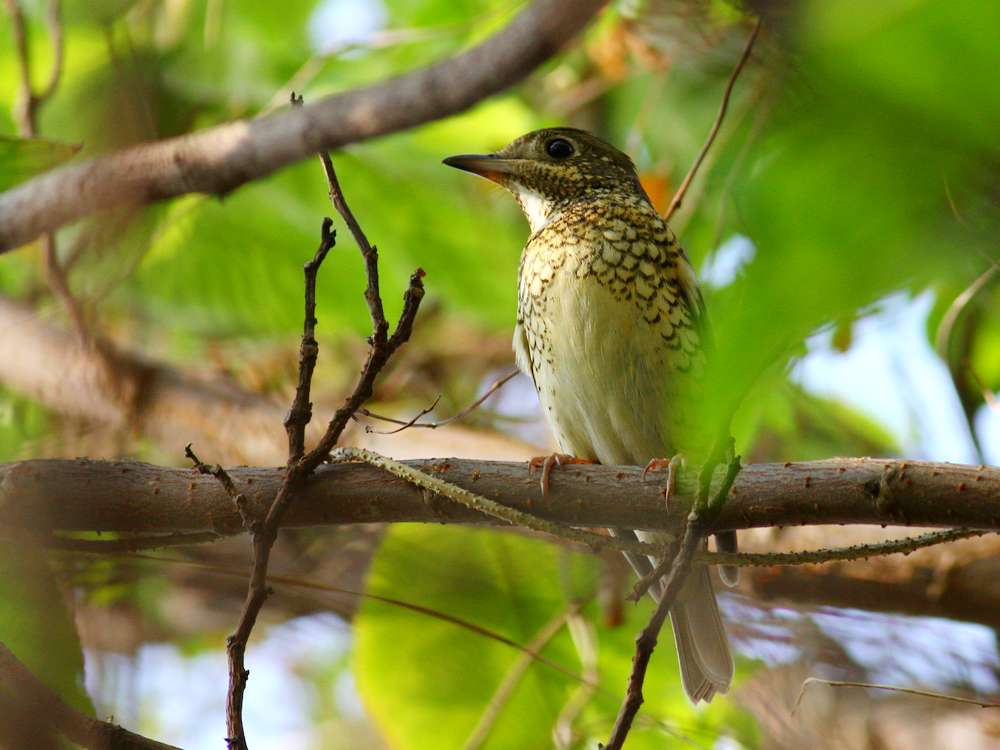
[444,128,734,703]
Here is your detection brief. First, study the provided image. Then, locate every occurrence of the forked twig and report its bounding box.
[357,368,519,433]
[217,106,426,749]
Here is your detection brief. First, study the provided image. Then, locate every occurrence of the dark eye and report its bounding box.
[545,138,575,159]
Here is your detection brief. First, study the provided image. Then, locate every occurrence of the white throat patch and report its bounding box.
[511,183,554,233]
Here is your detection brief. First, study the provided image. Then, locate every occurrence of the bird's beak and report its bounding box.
[442,153,517,184]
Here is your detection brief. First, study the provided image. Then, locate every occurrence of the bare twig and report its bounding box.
[125,552,591,686]
[603,512,705,749]
[792,677,1000,714]
[0,642,182,750]
[357,368,519,433]
[221,139,425,746]
[282,217,337,462]
[663,19,761,222]
[703,527,986,568]
[357,395,441,434]
[185,442,253,530]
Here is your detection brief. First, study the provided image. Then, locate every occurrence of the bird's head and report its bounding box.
[444,127,649,233]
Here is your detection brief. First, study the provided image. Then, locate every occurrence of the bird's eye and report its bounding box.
[545,138,575,159]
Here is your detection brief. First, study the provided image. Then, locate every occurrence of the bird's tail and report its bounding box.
[613,528,734,704]
[669,565,734,703]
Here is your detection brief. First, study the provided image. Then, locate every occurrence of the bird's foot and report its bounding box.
[641,453,685,507]
[528,453,597,494]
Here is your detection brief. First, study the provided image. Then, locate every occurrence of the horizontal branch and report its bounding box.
[0,0,604,252]
[3,457,998,536]
[0,642,181,750]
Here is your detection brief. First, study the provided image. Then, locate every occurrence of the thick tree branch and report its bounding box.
[0,0,606,253]
[4,457,999,535]
[0,642,181,750]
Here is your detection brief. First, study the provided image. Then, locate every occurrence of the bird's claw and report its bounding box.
[641,453,684,507]
[529,453,596,494]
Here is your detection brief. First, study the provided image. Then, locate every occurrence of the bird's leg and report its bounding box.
[528,453,597,494]
[641,453,685,508]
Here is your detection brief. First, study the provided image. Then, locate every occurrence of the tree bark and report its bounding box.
[3,456,998,536]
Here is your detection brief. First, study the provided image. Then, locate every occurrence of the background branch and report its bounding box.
[0,642,181,750]
[0,0,606,252]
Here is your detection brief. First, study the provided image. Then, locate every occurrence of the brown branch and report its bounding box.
[219,136,425,745]
[663,19,761,222]
[0,0,606,252]
[5,457,1000,536]
[4,0,91,345]
[283,217,336,462]
[220,220,330,749]
[44,531,221,553]
[603,512,704,749]
[0,641,181,750]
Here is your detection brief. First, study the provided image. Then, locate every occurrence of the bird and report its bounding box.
[444,127,734,703]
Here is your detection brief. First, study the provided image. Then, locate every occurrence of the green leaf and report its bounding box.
[0,136,81,191]
[0,539,94,716]
[353,525,758,749]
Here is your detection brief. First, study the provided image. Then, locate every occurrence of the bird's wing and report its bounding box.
[674,242,714,353]
[514,251,541,390]
[512,318,539,389]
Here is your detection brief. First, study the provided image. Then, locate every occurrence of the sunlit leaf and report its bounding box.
[354,525,757,749]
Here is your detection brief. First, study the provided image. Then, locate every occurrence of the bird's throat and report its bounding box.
[511,183,555,234]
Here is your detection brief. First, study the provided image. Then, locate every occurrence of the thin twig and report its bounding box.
[3,0,89,345]
[221,218,342,750]
[0,642,182,750]
[283,216,336,462]
[328,447,665,557]
[185,442,253,530]
[220,127,425,747]
[45,531,221,553]
[357,368,519,433]
[462,605,577,750]
[603,512,705,749]
[358,395,441,434]
[124,552,592,687]
[664,19,761,222]
[554,610,600,749]
[701,527,987,568]
[630,439,740,601]
[792,677,1000,714]
[934,263,999,359]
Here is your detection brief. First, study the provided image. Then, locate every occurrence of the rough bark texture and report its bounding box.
[3,456,998,535]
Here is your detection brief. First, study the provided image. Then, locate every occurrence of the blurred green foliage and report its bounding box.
[0,541,93,716]
[355,525,758,749]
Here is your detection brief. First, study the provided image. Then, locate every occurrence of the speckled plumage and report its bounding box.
[445,127,733,704]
